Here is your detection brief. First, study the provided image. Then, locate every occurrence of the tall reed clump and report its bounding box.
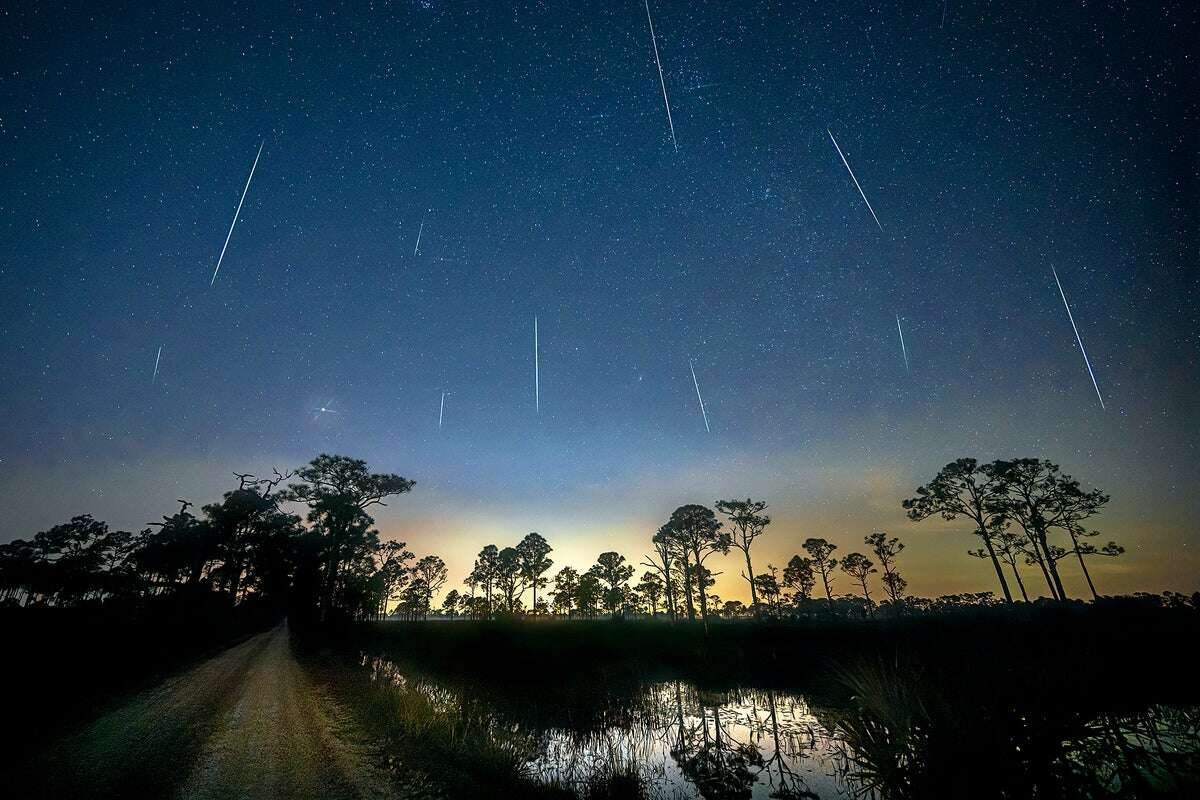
[831,656,931,798]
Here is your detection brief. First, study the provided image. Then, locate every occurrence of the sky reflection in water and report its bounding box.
[366,655,1199,799]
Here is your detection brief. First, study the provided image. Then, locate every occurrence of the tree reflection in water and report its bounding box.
[365,655,1199,798]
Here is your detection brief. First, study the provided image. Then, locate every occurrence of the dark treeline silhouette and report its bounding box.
[0,454,445,624]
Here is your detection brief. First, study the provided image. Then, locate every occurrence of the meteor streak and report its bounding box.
[210,140,264,286]
[896,314,910,373]
[152,346,162,384]
[414,211,427,256]
[311,399,339,422]
[439,391,446,429]
[827,129,883,232]
[1051,266,1105,409]
[644,0,678,152]
[689,360,710,433]
[534,316,540,413]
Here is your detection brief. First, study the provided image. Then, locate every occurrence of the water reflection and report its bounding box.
[364,655,1199,799]
[525,684,836,799]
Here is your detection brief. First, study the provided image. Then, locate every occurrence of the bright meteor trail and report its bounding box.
[209,140,264,286]
[689,360,710,433]
[644,0,678,152]
[827,129,883,232]
[896,314,910,373]
[1051,266,1105,410]
[152,346,162,384]
[439,391,446,429]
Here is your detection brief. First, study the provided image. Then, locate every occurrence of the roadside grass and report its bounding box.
[300,643,612,799]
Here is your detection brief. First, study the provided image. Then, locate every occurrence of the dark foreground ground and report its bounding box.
[6,601,1200,799]
[15,624,405,800]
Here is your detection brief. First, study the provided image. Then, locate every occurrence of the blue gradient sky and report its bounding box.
[1,1,1196,601]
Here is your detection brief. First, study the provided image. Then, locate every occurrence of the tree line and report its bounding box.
[0,454,1133,622]
[437,457,1129,623]
[0,455,435,622]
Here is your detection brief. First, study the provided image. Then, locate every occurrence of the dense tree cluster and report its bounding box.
[0,455,441,622]
[455,535,637,619]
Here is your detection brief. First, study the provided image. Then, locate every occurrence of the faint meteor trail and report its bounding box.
[643,0,678,152]
[210,141,264,286]
[896,314,910,373]
[152,346,162,384]
[827,129,883,232]
[534,316,540,413]
[1051,266,1105,410]
[414,211,428,256]
[438,391,446,429]
[689,360,711,433]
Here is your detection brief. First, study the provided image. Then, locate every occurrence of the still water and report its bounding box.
[528,683,848,799]
[365,655,1198,799]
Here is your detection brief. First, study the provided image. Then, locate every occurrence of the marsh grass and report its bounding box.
[830,651,1200,798]
[346,602,1200,701]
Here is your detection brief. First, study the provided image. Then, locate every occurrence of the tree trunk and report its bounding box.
[1021,527,1060,600]
[1039,528,1069,599]
[227,559,243,608]
[1009,561,1029,602]
[680,555,696,621]
[977,527,1014,602]
[322,545,342,619]
[663,568,677,620]
[1070,531,1100,601]
[188,556,205,585]
[743,549,758,609]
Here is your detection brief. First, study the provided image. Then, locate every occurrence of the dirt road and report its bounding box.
[31,623,398,799]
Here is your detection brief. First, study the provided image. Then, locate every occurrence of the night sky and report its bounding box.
[2,1,1196,601]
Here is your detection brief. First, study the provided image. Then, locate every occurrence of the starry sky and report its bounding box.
[1,1,1196,602]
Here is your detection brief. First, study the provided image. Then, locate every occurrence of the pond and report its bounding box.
[363,654,1200,799]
